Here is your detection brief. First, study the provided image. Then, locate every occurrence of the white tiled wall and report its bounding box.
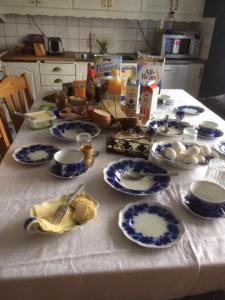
[0,14,160,53]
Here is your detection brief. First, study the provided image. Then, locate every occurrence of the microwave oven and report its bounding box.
[155,33,201,59]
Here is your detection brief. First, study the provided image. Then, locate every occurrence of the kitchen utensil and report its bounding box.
[51,184,84,224]
[14,111,34,120]
[120,170,178,180]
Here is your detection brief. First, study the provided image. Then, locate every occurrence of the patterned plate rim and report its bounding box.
[147,119,190,136]
[198,128,224,139]
[50,121,101,141]
[215,141,225,156]
[49,164,89,179]
[12,144,59,165]
[118,201,185,248]
[103,158,171,196]
[176,105,205,115]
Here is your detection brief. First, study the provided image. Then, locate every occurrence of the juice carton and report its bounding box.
[140,81,159,123]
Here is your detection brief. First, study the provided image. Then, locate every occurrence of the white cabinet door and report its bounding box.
[162,64,188,89]
[141,0,170,13]
[110,0,141,12]
[37,0,73,8]
[0,0,35,6]
[3,62,41,101]
[185,64,204,98]
[176,0,205,15]
[75,0,107,10]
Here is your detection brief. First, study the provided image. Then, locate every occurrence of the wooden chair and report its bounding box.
[0,74,34,132]
[0,105,12,161]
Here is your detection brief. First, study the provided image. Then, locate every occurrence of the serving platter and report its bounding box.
[176,105,205,115]
[103,158,171,196]
[147,118,190,136]
[50,121,101,142]
[13,144,59,165]
[118,201,185,248]
[152,142,217,170]
[215,140,225,156]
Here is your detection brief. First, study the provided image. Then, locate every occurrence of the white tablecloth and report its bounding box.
[0,90,225,300]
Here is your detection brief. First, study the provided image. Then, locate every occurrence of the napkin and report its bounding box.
[30,193,97,234]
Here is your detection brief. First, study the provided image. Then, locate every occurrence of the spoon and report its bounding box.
[14,111,35,120]
[120,170,178,180]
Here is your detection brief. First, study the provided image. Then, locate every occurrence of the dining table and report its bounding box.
[1,89,225,300]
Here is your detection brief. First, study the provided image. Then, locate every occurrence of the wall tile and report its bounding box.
[91,18,102,27]
[61,38,68,51]
[17,24,30,38]
[42,16,54,25]
[68,39,79,51]
[116,28,125,41]
[67,17,79,26]
[103,19,114,28]
[54,16,66,26]
[4,14,16,23]
[91,27,103,34]
[4,23,17,37]
[79,39,89,52]
[0,24,5,36]
[33,16,43,25]
[42,25,55,36]
[126,20,137,29]
[117,41,125,53]
[125,28,136,41]
[5,36,18,49]
[16,15,29,24]
[124,41,136,53]
[67,26,79,39]
[79,18,91,27]
[29,23,40,35]
[115,19,126,28]
[55,25,67,38]
[0,37,6,49]
[80,27,92,39]
[102,27,114,34]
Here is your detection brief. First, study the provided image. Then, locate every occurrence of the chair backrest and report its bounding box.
[0,74,34,132]
[0,105,12,161]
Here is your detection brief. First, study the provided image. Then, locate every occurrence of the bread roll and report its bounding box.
[93,108,111,128]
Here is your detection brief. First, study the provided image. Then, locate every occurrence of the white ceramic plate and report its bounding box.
[119,201,185,248]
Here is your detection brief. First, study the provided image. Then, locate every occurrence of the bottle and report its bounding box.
[125,79,140,116]
[86,63,95,101]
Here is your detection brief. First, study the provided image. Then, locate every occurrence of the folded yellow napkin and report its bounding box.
[30,193,97,234]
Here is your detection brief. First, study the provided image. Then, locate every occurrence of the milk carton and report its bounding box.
[140,81,159,123]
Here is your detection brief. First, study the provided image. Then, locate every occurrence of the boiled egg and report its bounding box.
[176,151,187,162]
[172,141,186,153]
[196,155,206,164]
[183,156,198,165]
[185,146,200,157]
[200,145,211,156]
[164,148,177,161]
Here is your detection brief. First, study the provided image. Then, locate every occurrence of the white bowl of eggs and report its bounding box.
[152,141,218,170]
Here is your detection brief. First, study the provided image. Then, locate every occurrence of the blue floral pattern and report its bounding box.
[215,141,225,156]
[176,105,205,115]
[147,119,189,135]
[13,144,59,165]
[198,127,223,139]
[104,158,171,196]
[119,202,184,248]
[50,161,87,178]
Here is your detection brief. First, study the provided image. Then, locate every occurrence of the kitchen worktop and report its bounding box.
[1,51,76,62]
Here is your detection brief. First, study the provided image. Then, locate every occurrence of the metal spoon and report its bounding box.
[14,111,35,120]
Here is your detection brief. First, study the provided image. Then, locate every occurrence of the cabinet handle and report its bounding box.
[108,0,112,8]
[102,0,106,7]
[29,0,35,3]
[37,0,41,4]
[52,67,62,72]
[54,79,63,83]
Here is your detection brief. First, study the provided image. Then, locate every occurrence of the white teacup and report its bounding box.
[200,121,218,129]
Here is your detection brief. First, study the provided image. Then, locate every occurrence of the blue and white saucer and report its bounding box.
[13,144,59,165]
[119,201,185,248]
[215,140,225,156]
[147,119,190,136]
[103,158,171,196]
[198,127,224,139]
[176,105,205,115]
[49,162,88,179]
[50,121,101,142]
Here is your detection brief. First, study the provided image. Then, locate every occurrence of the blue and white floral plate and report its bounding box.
[13,144,59,165]
[147,119,190,136]
[198,127,224,139]
[103,158,171,196]
[50,121,101,142]
[215,140,225,156]
[152,142,218,170]
[176,105,205,115]
[119,201,185,248]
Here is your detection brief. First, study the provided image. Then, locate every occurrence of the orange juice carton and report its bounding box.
[140,81,159,123]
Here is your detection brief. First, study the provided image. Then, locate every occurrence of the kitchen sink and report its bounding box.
[74,52,137,62]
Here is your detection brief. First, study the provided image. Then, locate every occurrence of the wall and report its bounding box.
[0,14,160,53]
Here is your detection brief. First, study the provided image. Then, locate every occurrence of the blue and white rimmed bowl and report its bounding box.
[176,105,205,115]
[147,118,190,136]
[50,121,101,142]
[12,144,59,165]
[119,201,185,248]
[215,140,225,156]
[103,158,171,196]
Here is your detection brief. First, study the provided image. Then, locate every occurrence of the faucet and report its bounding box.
[96,39,108,54]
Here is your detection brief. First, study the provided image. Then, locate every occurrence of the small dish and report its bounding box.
[215,140,225,156]
[147,118,190,136]
[176,105,205,115]
[50,121,101,142]
[198,127,224,139]
[12,144,59,165]
[103,158,171,196]
[26,110,56,129]
[152,142,217,170]
[118,201,185,248]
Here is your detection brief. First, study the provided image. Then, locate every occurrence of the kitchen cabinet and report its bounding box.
[37,0,73,8]
[0,0,35,6]
[141,0,171,13]
[185,63,204,98]
[2,62,41,101]
[162,63,204,98]
[174,0,205,16]
[75,0,141,12]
